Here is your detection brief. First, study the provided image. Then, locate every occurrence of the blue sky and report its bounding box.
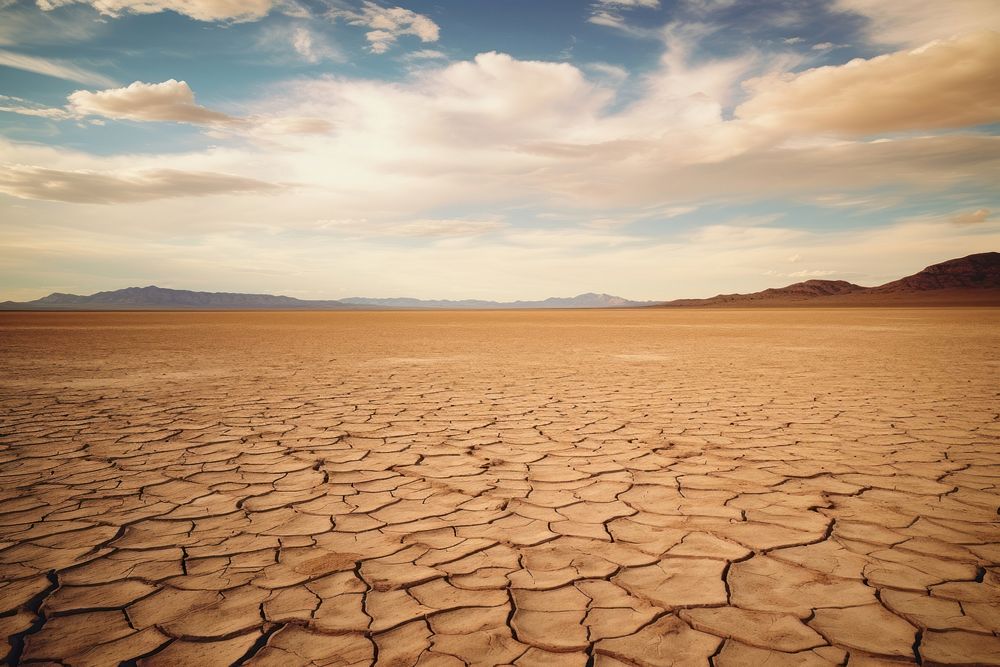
[1,0,998,300]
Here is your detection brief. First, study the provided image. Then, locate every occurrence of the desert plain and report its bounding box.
[0,308,998,667]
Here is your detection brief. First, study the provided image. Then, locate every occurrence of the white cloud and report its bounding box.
[403,49,447,61]
[787,269,837,278]
[36,0,277,22]
[329,1,439,54]
[594,0,659,7]
[246,116,334,137]
[587,10,628,30]
[834,0,1000,46]
[5,38,998,217]
[289,26,340,63]
[2,83,335,139]
[68,80,236,124]
[737,32,1000,135]
[256,23,342,65]
[0,164,283,203]
[682,0,736,14]
[951,208,991,225]
[0,2,102,47]
[0,94,72,119]
[318,217,504,239]
[0,48,116,86]
[585,62,629,83]
[587,0,661,34]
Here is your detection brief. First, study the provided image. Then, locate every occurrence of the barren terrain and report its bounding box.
[1,309,998,666]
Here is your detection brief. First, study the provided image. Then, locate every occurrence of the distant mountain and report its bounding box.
[0,286,647,311]
[3,253,997,311]
[341,293,651,309]
[0,286,364,311]
[656,252,1000,307]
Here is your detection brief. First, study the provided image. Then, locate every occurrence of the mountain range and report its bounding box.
[2,252,997,310]
[657,252,1000,307]
[0,288,651,310]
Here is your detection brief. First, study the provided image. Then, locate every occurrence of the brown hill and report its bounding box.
[873,252,1000,293]
[657,252,1000,307]
[665,279,865,306]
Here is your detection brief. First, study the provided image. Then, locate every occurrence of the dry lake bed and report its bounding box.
[1,309,998,666]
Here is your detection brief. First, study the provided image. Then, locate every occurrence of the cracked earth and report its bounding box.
[1,309,998,666]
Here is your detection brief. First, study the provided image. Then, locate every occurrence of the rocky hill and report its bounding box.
[872,252,1000,292]
[657,253,1000,307]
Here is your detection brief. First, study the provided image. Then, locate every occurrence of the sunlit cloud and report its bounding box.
[737,32,1000,135]
[0,48,116,86]
[35,0,278,22]
[68,79,237,124]
[0,164,285,203]
[834,0,1000,46]
[328,1,440,54]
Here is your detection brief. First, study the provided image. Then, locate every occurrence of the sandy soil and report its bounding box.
[1,309,998,666]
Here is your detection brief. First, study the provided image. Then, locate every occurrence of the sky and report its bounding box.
[0,0,998,301]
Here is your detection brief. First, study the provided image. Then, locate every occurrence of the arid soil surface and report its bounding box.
[1,309,999,666]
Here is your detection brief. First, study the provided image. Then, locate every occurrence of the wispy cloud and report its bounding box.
[0,94,72,119]
[0,164,285,203]
[586,0,660,36]
[317,217,504,239]
[402,48,447,62]
[328,1,439,54]
[0,48,116,86]
[35,0,277,22]
[951,208,991,225]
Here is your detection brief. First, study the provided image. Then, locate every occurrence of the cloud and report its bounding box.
[2,83,333,138]
[247,116,334,136]
[36,0,277,22]
[594,0,659,7]
[834,0,1000,46]
[318,217,504,238]
[682,0,736,13]
[255,23,343,65]
[950,208,990,225]
[0,2,102,47]
[402,49,447,61]
[787,269,837,278]
[329,1,439,54]
[586,0,660,34]
[0,94,72,119]
[0,48,117,86]
[3,40,998,270]
[736,32,1000,135]
[288,26,340,63]
[68,80,236,124]
[0,164,284,203]
[585,62,629,83]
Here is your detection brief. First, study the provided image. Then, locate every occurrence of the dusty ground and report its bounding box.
[1,309,998,667]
